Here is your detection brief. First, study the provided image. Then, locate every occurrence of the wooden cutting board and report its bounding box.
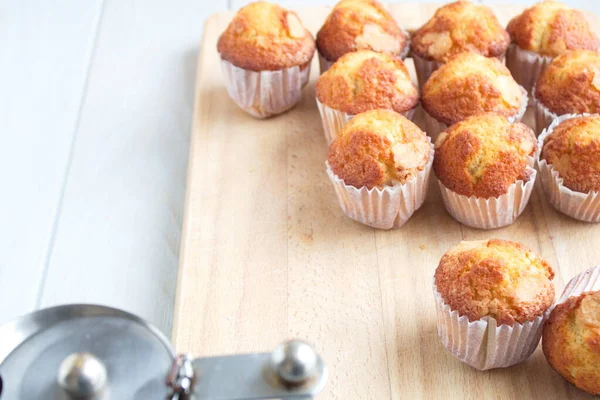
[173,4,600,399]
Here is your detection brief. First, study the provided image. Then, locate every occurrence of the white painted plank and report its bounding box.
[37,0,226,335]
[0,0,103,324]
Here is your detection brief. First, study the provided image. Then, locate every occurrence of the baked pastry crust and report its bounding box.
[315,50,418,115]
[316,0,408,62]
[543,290,600,395]
[541,115,600,193]
[435,239,555,326]
[507,0,598,57]
[411,1,509,63]
[535,50,600,116]
[328,109,430,188]
[422,53,525,126]
[434,113,536,198]
[217,1,315,71]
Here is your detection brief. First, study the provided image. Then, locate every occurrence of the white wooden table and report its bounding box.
[1,0,598,337]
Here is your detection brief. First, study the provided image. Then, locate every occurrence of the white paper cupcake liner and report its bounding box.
[423,110,449,143]
[424,86,528,144]
[438,157,536,229]
[559,265,600,304]
[537,114,600,222]
[316,99,416,145]
[412,53,441,90]
[532,85,559,135]
[505,44,553,99]
[316,99,353,145]
[318,53,335,75]
[220,58,311,119]
[433,284,548,370]
[326,140,433,229]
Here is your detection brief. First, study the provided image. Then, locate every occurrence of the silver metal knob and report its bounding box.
[270,340,319,385]
[57,352,107,398]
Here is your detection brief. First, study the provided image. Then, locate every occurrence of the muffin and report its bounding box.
[543,290,600,395]
[506,0,599,95]
[411,1,510,87]
[434,239,555,370]
[434,113,537,229]
[315,50,419,144]
[217,1,315,118]
[316,0,409,73]
[534,50,600,134]
[537,114,600,222]
[421,52,527,140]
[326,109,433,229]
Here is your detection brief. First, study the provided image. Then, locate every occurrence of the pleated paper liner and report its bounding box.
[438,158,537,230]
[423,86,528,143]
[505,44,553,100]
[423,111,449,143]
[412,54,442,90]
[318,53,335,75]
[325,140,434,230]
[531,83,560,136]
[316,99,353,145]
[316,99,417,145]
[537,113,600,222]
[220,59,311,118]
[559,265,600,304]
[433,285,548,371]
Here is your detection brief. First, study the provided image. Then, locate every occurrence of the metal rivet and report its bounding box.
[57,352,107,398]
[270,340,319,385]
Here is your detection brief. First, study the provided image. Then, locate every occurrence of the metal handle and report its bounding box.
[168,340,328,400]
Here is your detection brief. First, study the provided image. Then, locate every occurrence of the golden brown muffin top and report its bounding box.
[434,113,537,198]
[543,291,600,395]
[541,115,600,193]
[422,53,525,126]
[217,1,315,71]
[435,239,555,326]
[316,0,408,62]
[411,1,509,63]
[535,50,600,115]
[315,50,419,115]
[328,109,430,188]
[507,0,598,57]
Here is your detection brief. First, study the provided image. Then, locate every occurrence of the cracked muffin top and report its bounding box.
[507,0,598,57]
[435,239,555,325]
[328,109,430,189]
[422,53,525,126]
[535,50,600,116]
[411,1,509,63]
[316,0,409,63]
[434,113,537,198]
[217,1,315,71]
[315,50,419,115]
[543,290,600,395]
[541,115,600,193]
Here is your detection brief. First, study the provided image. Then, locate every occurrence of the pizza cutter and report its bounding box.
[0,304,327,399]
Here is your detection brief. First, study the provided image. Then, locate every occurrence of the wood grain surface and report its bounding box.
[174,4,600,398]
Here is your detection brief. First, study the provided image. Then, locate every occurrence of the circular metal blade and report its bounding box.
[0,304,174,400]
